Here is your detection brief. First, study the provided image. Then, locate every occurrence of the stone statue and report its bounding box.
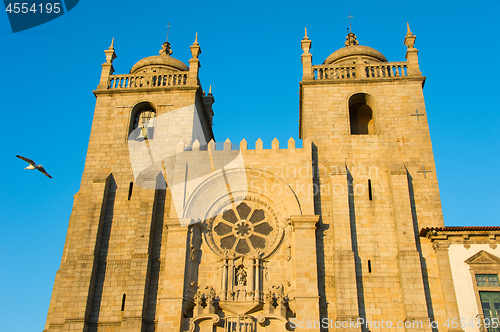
[236,265,247,286]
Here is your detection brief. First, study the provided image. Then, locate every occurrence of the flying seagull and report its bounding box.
[16,155,53,179]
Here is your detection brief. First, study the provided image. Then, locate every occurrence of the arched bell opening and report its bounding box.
[128,101,156,140]
[349,93,377,135]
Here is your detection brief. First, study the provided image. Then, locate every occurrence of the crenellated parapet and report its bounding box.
[186,137,303,152]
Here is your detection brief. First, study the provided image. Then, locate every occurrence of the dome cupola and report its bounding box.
[324,32,387,65]
[130,41,189,74]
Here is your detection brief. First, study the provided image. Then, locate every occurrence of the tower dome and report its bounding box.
[324,32,387,65]
[130,41,189,74]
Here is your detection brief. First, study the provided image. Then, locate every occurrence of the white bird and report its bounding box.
[16,155,53,179]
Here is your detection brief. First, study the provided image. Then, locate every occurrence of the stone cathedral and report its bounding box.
[44,26,500,332]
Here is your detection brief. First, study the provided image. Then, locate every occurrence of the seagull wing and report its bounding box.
[37,166,53,179]
[16,155,37,166]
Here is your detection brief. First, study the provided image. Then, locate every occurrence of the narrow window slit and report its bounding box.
[368,179,372,201]
[368,260,372,273]
[128,182,133,200]
[121,293,126,311]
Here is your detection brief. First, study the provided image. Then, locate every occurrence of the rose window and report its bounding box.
[207,200,281,257]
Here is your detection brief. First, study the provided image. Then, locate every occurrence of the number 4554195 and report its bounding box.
[6,3,61,14]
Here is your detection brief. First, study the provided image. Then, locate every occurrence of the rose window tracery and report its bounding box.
[206,199,282,258]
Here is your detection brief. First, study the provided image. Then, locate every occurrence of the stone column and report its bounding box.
[228,259,235,296]
[248,258,254,298]
[291,215,320,331]
[156,218,191,332]
[221,259,228,300]
[255,258,261,301]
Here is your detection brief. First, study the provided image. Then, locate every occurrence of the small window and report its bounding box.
[121,293,126,311]
[368,179,372,201]
[128,182,133,200]
[477,274,500,287]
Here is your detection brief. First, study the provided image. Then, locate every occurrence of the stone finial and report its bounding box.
[404,22,416,49]
[208,85,212,94]
[301,27,312,54]
[288,137,295,149]
[160,41,173,56]
[403,23,421,76]
[301,27,313,80]
[345,32,359,46]
[240,139,248,150]
[188,33,202,85]
[99,37,117,88]
[104,37,117,63]
[190,33,201,59]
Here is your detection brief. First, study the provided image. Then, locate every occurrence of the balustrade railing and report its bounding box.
[365,62,407,78]
[314,65,356,79]
[313,62,408,80]
[108,73,188,89]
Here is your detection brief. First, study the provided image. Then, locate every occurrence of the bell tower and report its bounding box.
[43,35,216,332]
[299,26,463,329]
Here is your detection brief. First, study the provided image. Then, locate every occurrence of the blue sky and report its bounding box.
[1,0,499,331]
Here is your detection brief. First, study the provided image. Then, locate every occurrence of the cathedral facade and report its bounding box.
[43,26,500,332]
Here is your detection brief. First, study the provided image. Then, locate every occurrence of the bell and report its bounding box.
[138,126,148,140]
